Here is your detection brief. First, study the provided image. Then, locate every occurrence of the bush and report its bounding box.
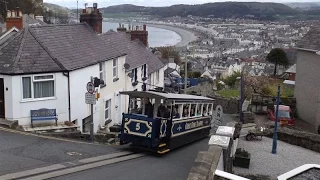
[235,148,250,158]
[222,71,241,87]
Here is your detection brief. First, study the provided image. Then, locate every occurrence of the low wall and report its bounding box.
[213,97,239,114]
[266,127,320,153]
[187,123,242,180]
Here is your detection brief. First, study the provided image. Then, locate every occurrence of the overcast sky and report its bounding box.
[43,0,319,8]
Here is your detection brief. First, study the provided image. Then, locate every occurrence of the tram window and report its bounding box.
[173,104,182,119]
[183,104,190,117]
[190,104,196,117]
[202,104,208,116]
[208,104,213,116]
[196,104,202,116]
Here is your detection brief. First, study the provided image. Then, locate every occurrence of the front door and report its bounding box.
[0,78,5,118]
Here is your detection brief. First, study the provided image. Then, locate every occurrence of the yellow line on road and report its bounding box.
[0,127,116,146]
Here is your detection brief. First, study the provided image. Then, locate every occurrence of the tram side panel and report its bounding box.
[169,116,211,149]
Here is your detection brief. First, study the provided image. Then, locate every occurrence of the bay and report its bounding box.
[102,21,182,47]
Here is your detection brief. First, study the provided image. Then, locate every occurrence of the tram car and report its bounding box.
[119,90,215,154]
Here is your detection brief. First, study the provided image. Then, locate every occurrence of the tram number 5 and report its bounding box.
[136,123,141,131]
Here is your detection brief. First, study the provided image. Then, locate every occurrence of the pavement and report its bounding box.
[233,130,320,179]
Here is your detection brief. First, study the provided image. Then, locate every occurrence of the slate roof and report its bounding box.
[23,14,47,27]
[0,23,125,75]
[101,31,164,74]
[296,26,320,51]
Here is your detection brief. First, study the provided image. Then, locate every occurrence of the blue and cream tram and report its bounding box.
[119,90,214,154]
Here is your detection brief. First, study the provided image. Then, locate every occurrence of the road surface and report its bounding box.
[0,114,237,180]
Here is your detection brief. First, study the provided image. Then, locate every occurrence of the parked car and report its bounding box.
[267,105,295,125]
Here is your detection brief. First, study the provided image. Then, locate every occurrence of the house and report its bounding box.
[282,64,296,86]
[0,22,126,133]
[295,26,320,130]
[99,30,165,127]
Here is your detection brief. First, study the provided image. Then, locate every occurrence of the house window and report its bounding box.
[99,62,106,85]
[141,64,147,78]
[22,75,55,99]
[105,99,111,120]
[131,68,138,82]
[113,59,118,78]
[156,70,159,84]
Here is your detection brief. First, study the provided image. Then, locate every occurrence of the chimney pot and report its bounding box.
[143,24,146,31]
[7,10,11,18]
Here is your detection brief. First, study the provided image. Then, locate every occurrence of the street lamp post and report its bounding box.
[239,66,245,124]
[272,84,281,154]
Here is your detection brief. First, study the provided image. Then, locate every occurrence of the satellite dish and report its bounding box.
[124,63,130,70]
[127,72,134,78]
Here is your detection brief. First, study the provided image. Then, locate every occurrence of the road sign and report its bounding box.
[85,92,96,105]
[212,105,223,133]
[87,82,95,94]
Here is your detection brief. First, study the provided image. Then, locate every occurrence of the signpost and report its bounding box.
[212,105,223,134]
[85,77,104,143]
[86,82,95,94]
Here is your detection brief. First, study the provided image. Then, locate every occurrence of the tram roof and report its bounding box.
[120,90,215,102]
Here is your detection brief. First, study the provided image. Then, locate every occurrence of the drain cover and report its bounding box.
[66,152,82,156]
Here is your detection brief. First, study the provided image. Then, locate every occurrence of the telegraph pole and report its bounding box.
[184,52,187,93]
[76,0,78,23]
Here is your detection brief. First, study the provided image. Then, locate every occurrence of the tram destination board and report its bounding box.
[85,92,96,105]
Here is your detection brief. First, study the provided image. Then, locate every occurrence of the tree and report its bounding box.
[222,71,241,88]
[266,48,289,76]
[157,46,181,64]
[0,0,43,19]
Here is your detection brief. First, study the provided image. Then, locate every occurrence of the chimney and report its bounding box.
[80,3,103,33]
[130,24,148,47]
[117,23,127,32]
[5,8,23,30]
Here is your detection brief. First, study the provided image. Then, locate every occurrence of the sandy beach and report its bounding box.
[104,20,197,47]
[145,24,198,47]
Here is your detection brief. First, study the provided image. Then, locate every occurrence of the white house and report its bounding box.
[99,30,165,129]
[0,23,126,133]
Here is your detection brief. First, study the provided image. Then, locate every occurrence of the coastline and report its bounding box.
[103,20,197,47]
[144,24,197,47]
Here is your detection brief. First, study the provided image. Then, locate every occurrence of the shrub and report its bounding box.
[235,148,250,158]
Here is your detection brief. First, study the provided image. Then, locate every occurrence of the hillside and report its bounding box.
[100,2,299,20]
[43,3,69,15]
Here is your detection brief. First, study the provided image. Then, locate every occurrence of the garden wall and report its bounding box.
[214,97,239,114]
[266,127,320,153]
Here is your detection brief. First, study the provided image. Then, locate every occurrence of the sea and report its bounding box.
[102,22,182,47]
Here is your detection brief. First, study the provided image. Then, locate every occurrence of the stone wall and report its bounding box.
[266,127,320,153]
[213,97,239,114]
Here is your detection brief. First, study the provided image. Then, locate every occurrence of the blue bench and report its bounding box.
[30,108,58,128]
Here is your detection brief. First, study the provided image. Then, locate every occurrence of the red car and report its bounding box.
[267,105,295,125]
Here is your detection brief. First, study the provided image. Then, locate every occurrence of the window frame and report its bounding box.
[104,99,111,120]
[155,70,160,84]
[112,59,118,78]
[99,62,106,86]
[21,74,56,101]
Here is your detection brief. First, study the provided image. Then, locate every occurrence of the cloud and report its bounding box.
[43,0,319,8]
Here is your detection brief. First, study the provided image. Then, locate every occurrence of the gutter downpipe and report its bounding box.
[63,71,71,122]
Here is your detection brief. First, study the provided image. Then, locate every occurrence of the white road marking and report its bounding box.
[23,153,145,180]
[0,164,66,180]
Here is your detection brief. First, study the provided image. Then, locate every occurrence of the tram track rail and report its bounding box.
[0,151,146,180]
